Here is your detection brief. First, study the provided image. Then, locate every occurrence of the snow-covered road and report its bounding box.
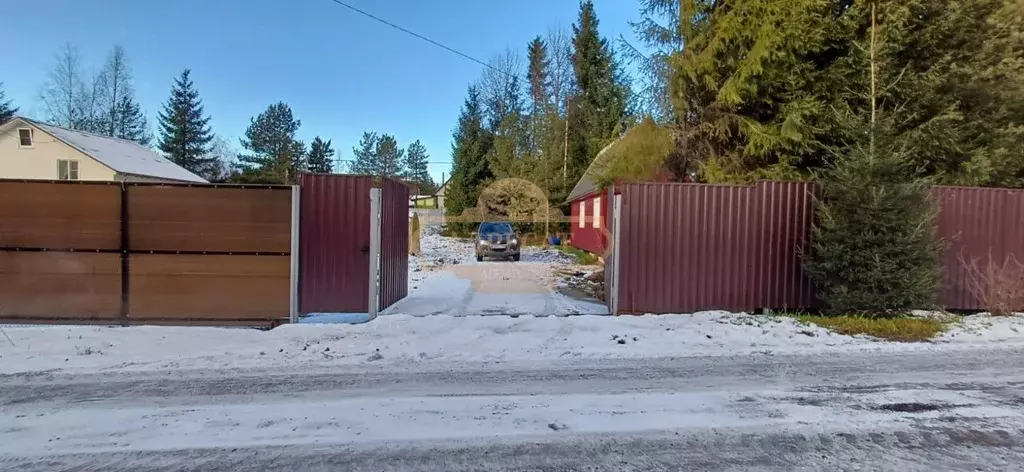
[4,348,1024,471]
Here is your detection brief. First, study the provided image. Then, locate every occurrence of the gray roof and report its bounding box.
[24,118,207,183]
[566,140,617,202]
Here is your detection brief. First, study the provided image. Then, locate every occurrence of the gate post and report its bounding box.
[289,184,301,324]
[368,187,382,320]
[608,193,622,315]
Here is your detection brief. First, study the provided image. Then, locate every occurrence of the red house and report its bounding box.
[566,137,673,256]
[567,170,613,256]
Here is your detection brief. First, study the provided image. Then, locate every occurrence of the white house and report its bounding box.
[0,117,206,183]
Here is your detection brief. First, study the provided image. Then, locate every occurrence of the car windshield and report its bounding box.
[479,222,513,234]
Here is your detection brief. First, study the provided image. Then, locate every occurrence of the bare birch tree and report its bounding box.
[40,43,88,129]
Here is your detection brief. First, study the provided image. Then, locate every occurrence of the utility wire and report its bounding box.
[325,0,509,77]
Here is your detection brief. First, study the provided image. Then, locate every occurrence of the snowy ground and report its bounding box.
[395,226,607,316]
[3,311,1024,375]
[4,227,1024,469]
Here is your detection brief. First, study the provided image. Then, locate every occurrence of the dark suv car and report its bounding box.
[474,221,521,262]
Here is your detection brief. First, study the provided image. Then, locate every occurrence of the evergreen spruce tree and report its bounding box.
[807,124,942,314]
[349,131,379,174]
[527,37,552,120]
[0,83,17,124]
[668,0,1022,184]
[624,0,681,123]
[237,102,306,184]
[527,36,567,197]
[157,69,215,175]
[567,0,629,186]
[959,0,1024,186]
[307,136,335,174]
[404,140,433,193]
[374,134,405,177]
[486,72,531,179]
[446,85,493,227]
[113,94,152,145]
[527,36,552,157]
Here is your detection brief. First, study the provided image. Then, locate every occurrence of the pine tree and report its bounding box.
[375,134,405,177]
[113,94,151,145]
[307,136,335,174]
[446,85,493,223]
[157,69,216,175]
[237,102,306,184]
[567,0,629,186]
[0,83,16,124]
[349,131,379,174]
[404,140,433,193]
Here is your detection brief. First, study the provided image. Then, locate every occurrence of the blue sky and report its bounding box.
[0,0,641,182]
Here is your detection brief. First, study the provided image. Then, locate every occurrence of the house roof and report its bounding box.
[9,117,206,183]
[566,119,676,202]
[566,140,618,203]
[433,175,451,196]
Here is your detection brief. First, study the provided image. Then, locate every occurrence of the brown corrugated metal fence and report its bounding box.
[380,178,410,311]
[616,181,815,314]
[615,181,1024,314]
[298,174,373,313]
[0,180,292,326]
[934,186,1024,310]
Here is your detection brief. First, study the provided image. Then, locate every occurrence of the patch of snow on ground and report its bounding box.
[938,314,1024,343]
[409,225,476,287]
[5,312,1024,375]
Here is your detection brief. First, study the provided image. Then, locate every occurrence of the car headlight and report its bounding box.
[510,238,519,245]
[479,239,489,245]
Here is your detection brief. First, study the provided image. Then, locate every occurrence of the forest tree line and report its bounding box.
[0,46,436,192]
[444,0,1024,217]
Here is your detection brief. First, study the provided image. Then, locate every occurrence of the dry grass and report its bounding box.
[960,251,1024,316]
[791,315,950,342]
[556,245,600,265]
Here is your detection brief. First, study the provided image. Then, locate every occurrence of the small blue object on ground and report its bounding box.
[299,313,371,324]
[547,235,562,246]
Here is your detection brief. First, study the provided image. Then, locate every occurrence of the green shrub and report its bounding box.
[805,126,942,316]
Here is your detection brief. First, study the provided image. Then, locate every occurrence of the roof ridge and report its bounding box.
[28,118,149,149]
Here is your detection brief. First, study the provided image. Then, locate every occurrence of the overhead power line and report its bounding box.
[325,0,508,77]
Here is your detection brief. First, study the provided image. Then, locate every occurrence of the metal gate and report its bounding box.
[297,174,409,318]
[378,178,410,312]
[298,174,373,314]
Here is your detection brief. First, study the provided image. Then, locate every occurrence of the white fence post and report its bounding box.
[609,194,623,315]
[368,188,382,320]
[289,184,301,324]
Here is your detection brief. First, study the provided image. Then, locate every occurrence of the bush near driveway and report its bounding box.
[790,314,950,342]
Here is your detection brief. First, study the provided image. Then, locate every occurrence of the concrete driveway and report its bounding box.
[388,250,607,317]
